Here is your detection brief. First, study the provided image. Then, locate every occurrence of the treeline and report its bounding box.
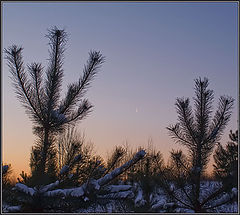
[2,128,238,212]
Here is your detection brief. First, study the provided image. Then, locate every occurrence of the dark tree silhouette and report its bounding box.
[166,77,234,212]
[56,126,105,187]
[5,27,105,180]
[213,130,238,190]
[57,126,84,172]
[2,164,13,188]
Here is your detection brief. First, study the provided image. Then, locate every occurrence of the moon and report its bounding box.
[136,108,138,113]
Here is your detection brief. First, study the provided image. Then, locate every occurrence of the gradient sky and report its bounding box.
[2,2,238,177]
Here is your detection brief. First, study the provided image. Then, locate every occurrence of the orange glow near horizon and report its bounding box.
[2,128,220,179]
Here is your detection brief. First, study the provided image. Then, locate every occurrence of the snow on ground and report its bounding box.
[4,180,238,213]
[2,203,21,212]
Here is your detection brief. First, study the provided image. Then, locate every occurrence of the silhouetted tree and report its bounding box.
[166,77,234,212]
[2,164,19,209]
[103,145,126,184]
[130,143,165,212]
[5,27,104,182]
[2,164,14,188]
[102,141,165,212]
[56,126,106,187]
[57,126,84,171]
[213,130,238,190]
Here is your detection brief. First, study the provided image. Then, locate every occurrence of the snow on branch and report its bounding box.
[102,185,132,193]
[14,183,35,196]
[97,190,134,199]
[97,150,146,186]
[45,150,146,198]
[45,183,86,197]
[13,180,60,196]
[39,180,60,193]
[135,188,147,207]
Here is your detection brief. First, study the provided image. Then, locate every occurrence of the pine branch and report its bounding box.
[59,51,105,115]
[4,45,43,124]
[200,185,226,207]
[97,150,146,186]
[45,27,67,113]
[64,99,93,125]
[194,77,214,141]
[169,150,195,206]
[203,190,237,211]
[207,96,234,143]
[229,130,238,142]
[167,123,193,148]
[175,98,197,145]
[163,182,194,210]
[104,146,126,176]
[28,62,45,118]
[170,150,189,172]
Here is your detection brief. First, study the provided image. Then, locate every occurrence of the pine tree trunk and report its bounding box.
[194,144,202,212]
[40,128,49,174]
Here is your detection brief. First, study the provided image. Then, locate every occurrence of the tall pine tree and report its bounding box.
[5,27,105,183]
[166,77,234,212]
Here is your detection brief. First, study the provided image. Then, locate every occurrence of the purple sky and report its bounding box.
[2,2,238,177]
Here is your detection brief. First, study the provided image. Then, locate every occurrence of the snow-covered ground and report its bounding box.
[75,181,238,213]
[2,180,238,213]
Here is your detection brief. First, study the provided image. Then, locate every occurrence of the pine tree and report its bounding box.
[213,130,238,190]
[2,164,19,210]
[2,164,13,187]
[5,27,105,182]
[56,126,106,187]
[166,77,234,212]
[129,143,164,212]
[57,126,84,171]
